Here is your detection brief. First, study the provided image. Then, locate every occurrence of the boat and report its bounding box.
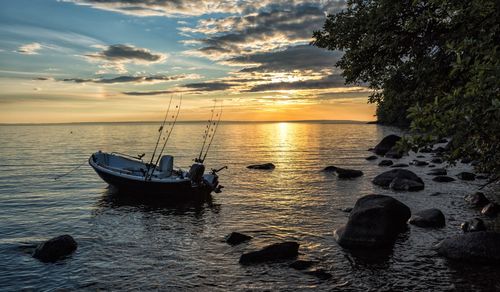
[88,96,225,200]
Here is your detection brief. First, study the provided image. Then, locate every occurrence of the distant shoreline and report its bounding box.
[0,120,377,126]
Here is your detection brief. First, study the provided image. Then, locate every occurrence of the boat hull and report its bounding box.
[89,158,214,200]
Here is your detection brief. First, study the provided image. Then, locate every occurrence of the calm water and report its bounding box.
[0,122,498,291]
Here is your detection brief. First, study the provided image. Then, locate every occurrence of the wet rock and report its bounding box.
[464,192,489,208]
[373,169,424,191]
[476,175,489,180]
[390,163,409,168]
[461,157,473,164]
[324,166,363,179]
[437,138,448,144]
[226,232,252,245]
[378,160,393,167]
[430,192,442,196]
[433,176,455,182]
[289,260,316,270]
[374,134,401,156]
[239,242,299,264]
[428,164,436,168]
[428,168,447,176]
[436,232,500,264]
[389,177,425,191]
[461,218,487,233]
[32,234,77,263]
[247,163,275,170]
[409,209,445,228]
[304,269,332,280]
[419,147,433,153]
[413,160,429,166]
[416,155,426,158]
[457,172,476,181]
[365,155,378,161]
[385,147,406,159]
[433,146,446,154]
[431,158,443,164]
[333,195,411,248]
[481,203,500,218]
[341,207,353,213]
[367,147,374,151]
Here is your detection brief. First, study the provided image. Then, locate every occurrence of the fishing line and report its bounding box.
[53,159,88,180]
[197,99,218,162]
[201,101,223,163]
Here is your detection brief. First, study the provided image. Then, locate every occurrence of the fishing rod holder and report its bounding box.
[211,166,227,174]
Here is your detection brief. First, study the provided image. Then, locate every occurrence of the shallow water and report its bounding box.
[0,122,498,291]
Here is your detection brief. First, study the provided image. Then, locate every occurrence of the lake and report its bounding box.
[0,122,498,291]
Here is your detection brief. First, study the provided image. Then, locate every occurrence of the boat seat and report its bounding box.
[158,155,174,178]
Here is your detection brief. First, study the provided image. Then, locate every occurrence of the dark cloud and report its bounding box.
[123,90,177,96]
[41,74,199,84]
[246,74,346,92]
[86,44,166,63]
[226,45,343,73]
[123,81,236,95]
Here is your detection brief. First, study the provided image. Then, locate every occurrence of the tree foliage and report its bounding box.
[312,0,499,175]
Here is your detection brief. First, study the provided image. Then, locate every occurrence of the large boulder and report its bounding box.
[389,177,425,191]
[408,209,445,228]
[436,232,500,264]
[225,232,252,245]
[32,235,77,263]
[333,195,411,248]
[323,166,363,179]
[247,163,275,170]
[239,242,299,264]
[464,192,489,208]
[461,218,487,233]
[374,135,401,156]
[372,169,424,191]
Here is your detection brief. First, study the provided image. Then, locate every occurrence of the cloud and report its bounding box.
[55,74,200,84]
[246,74,346,92]
[17,42,42,55]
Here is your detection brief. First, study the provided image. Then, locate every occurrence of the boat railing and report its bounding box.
[110,152,145,161]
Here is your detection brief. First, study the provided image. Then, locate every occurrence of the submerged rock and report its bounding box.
[334,195,411,248]
[413,160,429,166]
[431,158,443,164]
[247,163,275,170]
[341,207,353,213]
[427,168,447,176]
[464,192,489,208]
[409,209,445,228]
[476,175,489,180]
[436,232,500,264]
[461,218,487,233]
[373,169,424,191]
[289,260,316,270]
[390,163,409,168]
[323,166,363,179]
[457,172,476,181]
[432,176,455,182]
[378,160,393,167]
[304,269,332,280]
[226,232,252,245]
[365,155,378,161]
[239,242,299,264]
[32,234,77,263]
[374,135,401,156]
[481,203,500,218]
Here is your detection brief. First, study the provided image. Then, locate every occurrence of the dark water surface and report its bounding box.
[0,122,498,291]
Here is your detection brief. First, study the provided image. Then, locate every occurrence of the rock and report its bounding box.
[304,269,332,280]
[428,168,447,176]
[432,176,455,182]
[437,138,448,143]
[481,203,500,218]
[323,166,363,179]
[431,158,443,164]
[461,157,473,164]
[430,192,442,196]
[373,169,424,191]
[239,242,299,264]
[225,232,252,245]
[374,135,401,156]
[436,232,500,264]
[333,195,411,248]
[420,147,433,153]
[390,163,409,168]
[433,146,446,154]
[408,209,445,228]
[428,164,436,168]
[413,160,429,166]
[389,177,425,191]
[416,155,426,158]
[365,155,378,161]
[461,218,487,233]
[341,207,353,213]
[378,160,393,167]
[32,235,77,263]
[289,260,316,270]
[385,147,405,159]
[247,163,275,170]
[476,175,489,180]
[368,147,375,151]
[464,192,489,208]
[457,172,476,181]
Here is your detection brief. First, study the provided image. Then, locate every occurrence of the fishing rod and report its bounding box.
[196,100,218,162]
[147,95,174,175]
[201,101,223,163]
[146,95,183,181]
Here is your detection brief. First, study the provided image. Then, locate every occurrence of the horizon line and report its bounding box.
[0,119,377,126]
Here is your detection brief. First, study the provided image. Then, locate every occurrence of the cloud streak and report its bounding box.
[17,42,42,55]
[37,74,200,84]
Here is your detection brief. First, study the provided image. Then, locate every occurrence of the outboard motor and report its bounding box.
[188,163,205,184]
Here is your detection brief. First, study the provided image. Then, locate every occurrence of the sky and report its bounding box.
[0,0,376,123]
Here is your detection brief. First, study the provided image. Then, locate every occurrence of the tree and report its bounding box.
[312,0,499,175]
